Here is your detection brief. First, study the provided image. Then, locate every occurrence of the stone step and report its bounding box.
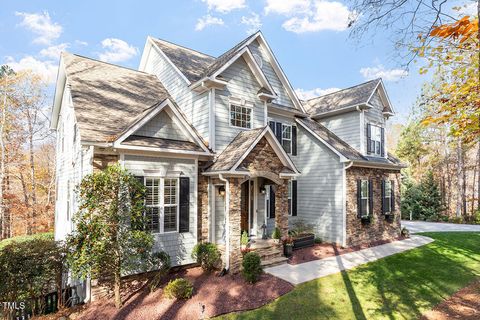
[261,256,289,268]
[257,250,284,261]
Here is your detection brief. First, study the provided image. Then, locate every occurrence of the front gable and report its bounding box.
[134,109,189,142]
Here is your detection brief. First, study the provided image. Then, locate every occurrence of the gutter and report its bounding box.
[350,160,407,170]
[218,174,230,272]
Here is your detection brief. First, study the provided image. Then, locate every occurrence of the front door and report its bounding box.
[240,182,249,233]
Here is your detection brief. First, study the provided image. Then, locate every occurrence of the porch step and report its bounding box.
[261,256,289,268]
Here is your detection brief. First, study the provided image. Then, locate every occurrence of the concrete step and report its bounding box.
[261,256,289,268]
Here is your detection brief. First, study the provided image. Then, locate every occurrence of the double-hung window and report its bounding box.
[230,104,252,129]
[144,177,179,233]
[359,180,370,217]
[383,180,392,214]
[367,124,384,157]
[282,124,292,154]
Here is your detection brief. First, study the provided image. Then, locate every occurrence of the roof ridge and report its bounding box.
[306,78,381,102]
[64,52,154,76]
[150,37,216,59]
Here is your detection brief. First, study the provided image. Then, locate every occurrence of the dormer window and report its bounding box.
[367,124,385,157]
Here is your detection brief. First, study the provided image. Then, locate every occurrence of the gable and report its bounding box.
[134,109,190,141]
[218,57,262,99]
[239,137,285,175]
[248,39,295,109]
[369,89,388,113]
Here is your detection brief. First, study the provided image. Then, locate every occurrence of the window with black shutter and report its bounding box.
[179,177,190,233]
[269,120,296,155]
[357,179,372,217]
[382,179,393,214]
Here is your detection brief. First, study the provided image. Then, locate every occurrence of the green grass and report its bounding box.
[0,231,53,250]
[219,232,480,320]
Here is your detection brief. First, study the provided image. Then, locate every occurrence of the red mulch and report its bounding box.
[62,267,293,320]
[289,237,405,265]
[421,280,480,320]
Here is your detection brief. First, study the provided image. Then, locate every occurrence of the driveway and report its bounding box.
[401,220,480,233]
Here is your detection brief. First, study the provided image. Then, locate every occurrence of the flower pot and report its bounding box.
[361,216,371,225]
[284,244,293,257]
[292,233,315,250]
[385,214,395,222]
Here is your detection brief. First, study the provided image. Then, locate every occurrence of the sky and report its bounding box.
[1,0,476,124]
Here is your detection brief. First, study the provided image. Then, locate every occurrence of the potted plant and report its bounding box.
[282,236,294,257]
[385,214,395,222]
[271,227,281,243]
[240,230,249,249]
[361,215,372,225]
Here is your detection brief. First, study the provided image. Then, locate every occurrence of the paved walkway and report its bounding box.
[265,235,433,285]
[401,220,480,233]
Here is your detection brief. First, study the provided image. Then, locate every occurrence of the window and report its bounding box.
[369,124,382,156]
[144,177,179,233]
[282,124,292,154]
[230,104,251,129]
[360,180,370,217]
[383,180,394,214]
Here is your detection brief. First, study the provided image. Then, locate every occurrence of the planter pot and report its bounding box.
[284,244,293,257]
[361,216,372,225]
[272,238,280,244]
[293,233,315,250]
[385,214,395,222]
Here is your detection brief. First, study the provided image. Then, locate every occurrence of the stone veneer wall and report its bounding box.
[345,166,401,247]
[197,161,209,243]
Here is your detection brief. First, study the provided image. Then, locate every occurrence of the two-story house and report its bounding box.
[51,31,405,281]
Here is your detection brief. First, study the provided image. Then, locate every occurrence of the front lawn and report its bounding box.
[219,232,480,320]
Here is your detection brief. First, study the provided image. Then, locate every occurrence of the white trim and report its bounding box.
[351,161,406,170]
[296,119,349,162]
[209,88,216,151]
[360,110,365,154]
[147,36,191,85]
[138,38,152,72]
[366,79,396,115]
[263,101,268,126]
[311,104,371,119]
[50,58,66,130]
[115,144,211,156]
[202,171,249,177]
[218,174,230,270]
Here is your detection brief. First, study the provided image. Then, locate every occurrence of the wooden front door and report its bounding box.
[240,181,249,233]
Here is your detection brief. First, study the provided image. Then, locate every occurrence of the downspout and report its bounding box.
[218,174,230,271]
[342,161,353,247]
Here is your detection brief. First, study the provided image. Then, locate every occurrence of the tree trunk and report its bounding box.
[114,268,122,309]
[27,112,38,229]
[456,138,465,218]
[0,74,6,239]
[471,143,479,215]
[19,171,31,234]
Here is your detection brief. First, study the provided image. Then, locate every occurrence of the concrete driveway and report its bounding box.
[401,220,480,233]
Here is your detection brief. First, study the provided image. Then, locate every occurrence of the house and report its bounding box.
[51,31,406,282]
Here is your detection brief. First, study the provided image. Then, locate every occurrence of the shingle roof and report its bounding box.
[150,33,257,84]
[297,118,405,168]
[122,135,204,152]
[63,52,170,142]
[150,38,215,83]
[207,128,265,172]
[304,79,381,115]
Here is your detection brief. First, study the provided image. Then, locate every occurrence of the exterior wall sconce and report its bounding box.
[218,186,226,197]
[260,185,266,194]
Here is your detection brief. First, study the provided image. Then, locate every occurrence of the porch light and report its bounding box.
[218,186,226,197]
[260,185,266,194]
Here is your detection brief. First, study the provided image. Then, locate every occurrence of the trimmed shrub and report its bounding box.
[164,278,193,299]
[192,242,220,272]
[242,252,262,283]
[401,227,410,238]
[149,251,171,292]
[271,227,281,240]
[314,237,323,244]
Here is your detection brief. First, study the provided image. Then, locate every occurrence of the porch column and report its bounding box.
[228,178,242,273]
[275,179,289,237]
[197,170,209,242]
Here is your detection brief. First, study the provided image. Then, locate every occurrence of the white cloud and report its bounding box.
[75,40,88,46]
[98,38,138,63]
[457,2,477,16]
[265,0,310,15]
[5,56,58,84]
[360,64,408,81]
[201,0,246,13]
[195,15,224,31]
[241,13,262,35]
[39,43,69,59]
[264,0,354,33]
[295,87,341,100]
[15,11,62,45]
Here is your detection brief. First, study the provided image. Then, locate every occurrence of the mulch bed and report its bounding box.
[289,237,405,265]
[50,267,293,320]
[421,280,480,320]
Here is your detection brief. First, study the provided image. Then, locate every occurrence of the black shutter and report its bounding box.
[269,186,276,218]
[292,126,297,156]
[380,127,385,157]
[357,179,362,218]
[366,123,372,154]
[179,177,190,233]
[368,180,374,216]
[292,180,297,216]
[391,180,395,212]
[269,121,276,132]
[381,179,386,214]
[275,122,282,143]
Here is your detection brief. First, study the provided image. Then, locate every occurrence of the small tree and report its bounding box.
[419,171,444,219]
[67,164,154,308]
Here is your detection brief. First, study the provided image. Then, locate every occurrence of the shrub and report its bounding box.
[164,278,194,299]
[272,227,281,240]
[401,227,410,238]
[314,237,323,244]
[192,242,220,272]
[242,252,262,283]
[149,251,171,292]
[241,231,249,246]
[474,211,480,225]
[450,216,464,224]
[289,221,314,237]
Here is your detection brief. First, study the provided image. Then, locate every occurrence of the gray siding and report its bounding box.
[214,191,226,244]
[366,90,386,125]
[123,155,197,266]
[143,45,210,142]
[291,125,344,244]
[134,110,188,141]
[248,40,294,108]
[215,58,266,152]
[319,111,361,151]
